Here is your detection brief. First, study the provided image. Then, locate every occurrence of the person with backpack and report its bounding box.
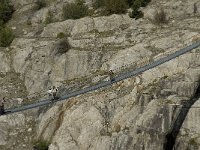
[0,97,5,115]
[47,88,53,100]
[52,86,58,100]
[109,70,115,82]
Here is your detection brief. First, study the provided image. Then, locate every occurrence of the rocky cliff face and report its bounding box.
[0,0,200,149]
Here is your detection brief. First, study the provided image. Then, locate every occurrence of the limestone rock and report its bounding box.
[101,43,152,71]
[10,0,35,8]
[0,0,200,149]
[0,51,10,73]
[41,20,75,37]
[31,8,49,26]
[143,8,157,21]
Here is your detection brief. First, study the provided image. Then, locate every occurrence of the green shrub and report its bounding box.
[57,32,66,39]
[193,3,197,14]
[112,123,121,133]
[26,19,32,26]
[126,0,133,7]
[53,39,71,55]
[0,26,14,47]
[0,0,14,47]
[132,0,142,10]
[144,0,151,6]
[0,0,13,24]
[189,138,198,147]
[129,0,151,19]
[44,11,54,25]
[104,0,128,15]
[129,0,151,8]
[35,0,47,10]
[33,139,50,150]
[153,8,168,25]
[92,0,105,9]
[62,0,89,20]
[129,10,143,19]
[93,0,150,17]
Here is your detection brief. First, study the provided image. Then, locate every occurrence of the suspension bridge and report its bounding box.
[3,40,200,115]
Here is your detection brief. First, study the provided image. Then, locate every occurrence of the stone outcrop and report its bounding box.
[0,50,11,73]
[0,0,199,149]
[38,48,200,150]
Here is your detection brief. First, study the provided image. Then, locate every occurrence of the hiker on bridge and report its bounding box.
[47,86,58,101]
[52,86,58,100]
[0,97,5,115]
[109,70,115,82]
[47,88,53,100]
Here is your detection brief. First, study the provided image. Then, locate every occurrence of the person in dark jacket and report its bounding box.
[0,97,5,115]
[47,88,53,100]
[109,70,115,82]
[52,86,58,100]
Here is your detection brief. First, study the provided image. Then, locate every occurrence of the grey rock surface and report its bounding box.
[0,0,200,149]
[0,50,11,73]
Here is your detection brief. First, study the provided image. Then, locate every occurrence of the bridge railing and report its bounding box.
[112,34,200,75]
[6,34,200,109]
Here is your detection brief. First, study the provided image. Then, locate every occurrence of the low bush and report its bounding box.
[0,26,14,47]
[193,3,197,14]
[93,0,150,18]
[129,9,143,19]
[44,11,54,25]
[53,39,71,55]
[153,8,168,25]
[93,0,128,15]
[104,0,128,15]
[0,0,13,24]
[33,139,50,150]
[126,0,133,7]
[131,0,151,9]
[92,0,105,9]
[112,123,121,133]
[35,0,47,10]
[61,0,150,19]
[62,0,88,20]
[130,0,151,19]
[26,19,32,26]
[57,32,66,39]
[0,0,14,47]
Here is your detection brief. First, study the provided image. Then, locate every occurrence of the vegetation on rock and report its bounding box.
[61,0,150,19]
[62,0,89,20]
[53,39,71,55]
[0,26,14,47]
[93,0,105,9]
[0,0,13,24]
[35,0,47,10]
[153,8,168,25]
[57,32,67,39]
[0,0,14,47]
[93,0,151,18]
[33,139,50,150]
[44,11,54,25]
[104,0,128,15]
[129,0,151,18]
